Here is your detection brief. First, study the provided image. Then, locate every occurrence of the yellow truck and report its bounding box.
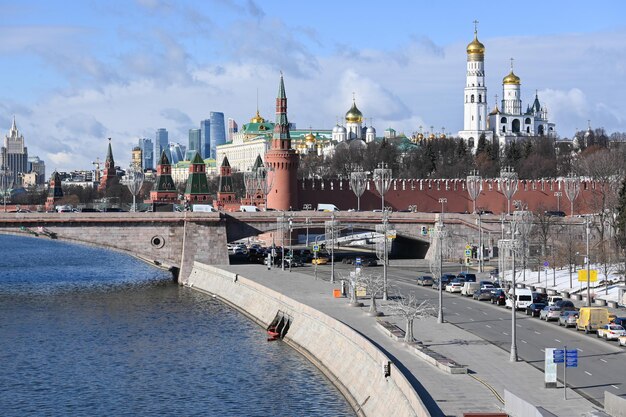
[576,307,610,333]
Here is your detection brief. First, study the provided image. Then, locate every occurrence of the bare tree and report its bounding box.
[388,294,435,343]
[359,272,386,316]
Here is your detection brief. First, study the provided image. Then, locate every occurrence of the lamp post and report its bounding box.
[375,208,391,300]
[350,168,368,211]
[325,213,338,283]
[123,164,144,212]
[0,164,11,213]
[500,166,519,215]
[554,192,562,212]
[466,170,483,214]
[438,198,447,216]
[373,162,392,212]
[288,217,293,272]
[564,173,581,217]
[430,217,447,324]
[586,217,591,307]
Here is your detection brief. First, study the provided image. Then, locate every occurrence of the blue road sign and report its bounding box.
[566,349,578,358]
[312,245,319,252]
[566,359,578,368]
[355,257,362,266]
[565,349,578,367]
[544,261,549,267]
[553,349,565,363]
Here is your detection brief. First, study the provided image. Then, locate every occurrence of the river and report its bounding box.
[0,234,354,416]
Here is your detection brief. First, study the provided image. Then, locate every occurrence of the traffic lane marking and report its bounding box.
[585,371,592,376]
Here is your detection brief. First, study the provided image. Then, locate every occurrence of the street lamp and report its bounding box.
[564,173,581,217]
[349,168,368,211]
[288,217,293,272]
[585,217,592,307]
[430,217,447,324]
[123,164,144,212]
[375,208,391,300]
[0,164,12,212]
[554,192,562,212]
[466,170,483,214]
[500,166,519,215]
[438,198,447,216]
[373,163,392,212]
[325,213,339,283]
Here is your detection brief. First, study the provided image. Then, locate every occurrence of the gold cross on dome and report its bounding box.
[473,20,479,33]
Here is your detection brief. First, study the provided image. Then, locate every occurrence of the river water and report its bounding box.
[0,235,354,417]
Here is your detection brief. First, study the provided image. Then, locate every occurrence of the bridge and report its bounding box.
[0,211,501,282]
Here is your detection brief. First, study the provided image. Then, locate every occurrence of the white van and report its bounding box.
[192,204,214,212]
[239,205,260,212]
[505,288,533,310]
[317,203,339,212]
[461,282,481,296]
[547,295,563,306]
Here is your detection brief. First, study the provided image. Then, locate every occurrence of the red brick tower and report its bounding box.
[149,151,178,203]
[98,138,117,192]
[265,74,298,210]
[216,156,237,210]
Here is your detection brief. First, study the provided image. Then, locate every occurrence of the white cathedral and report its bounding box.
[458,26,556,150]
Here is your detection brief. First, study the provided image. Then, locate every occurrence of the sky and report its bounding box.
[1,0,626,171]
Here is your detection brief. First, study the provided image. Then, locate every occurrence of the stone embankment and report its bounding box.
[187,263,430,417]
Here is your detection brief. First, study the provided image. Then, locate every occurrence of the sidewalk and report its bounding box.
[222,264,605,417]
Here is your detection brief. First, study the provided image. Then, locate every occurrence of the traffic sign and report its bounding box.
[578,269,598,282]
[465,249,472,257]
[553,349,565,363]
[465,245,471,250]
[355,257,362,266]
[544,261,549,267]
[565,349,578,368]
[312,245,319,252]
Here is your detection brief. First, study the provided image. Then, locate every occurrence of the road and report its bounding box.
[293,260,626,407]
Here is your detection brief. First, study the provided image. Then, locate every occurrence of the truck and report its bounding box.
[192,204,215,212]
[239,205,260,212]
[316,203,339,212]
[576,307,610,334]
[505,288,533,310]
[461,281,481,296]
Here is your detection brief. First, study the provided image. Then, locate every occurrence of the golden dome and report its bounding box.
[489,104,500,115]
[503,70,521,85]
[305,132,316,144]
[417,133,424,140]
[345,100,363,123]
[428,133,436,140]
[250,110,265,124]
[466,32,485,56]
[440,133,446,139]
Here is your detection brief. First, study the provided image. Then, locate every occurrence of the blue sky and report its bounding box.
[1,0,626,170]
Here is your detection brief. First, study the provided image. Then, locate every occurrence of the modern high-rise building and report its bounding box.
[188,128,201,160]
[27,156,46,185]
[200,119,211,160]
[209,112,226,160]
[168,142,186,164]
[138,138,154,170]
[155,128,169,161]
[228,118,238,142]
[131,146,142,168]
[1,117,28,188]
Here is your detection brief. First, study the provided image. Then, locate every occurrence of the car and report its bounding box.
[312,257,329,265]
[477,209,494,215]
[611,317,626,326]
[363,258,378,267]
[525,303,547,317]
[341,257,355,264]
[547,295,563,306]
[446,279,465,293]
[416,275,434,286]
[473,289,493,301]
[597,324,626,340]
[532,292,548,304]
[438,273,456,287]
[491,289,507,305]
[554,300,576,310]
[619,335,626,347]
[457,272,477,282]
[558,310,579,328]
[545,210,566,217]
[539,306,562,321]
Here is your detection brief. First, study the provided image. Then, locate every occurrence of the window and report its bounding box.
[525,118,531,124]
[471,95,475,103]
[501,117,507,124]
[478,94,482,103]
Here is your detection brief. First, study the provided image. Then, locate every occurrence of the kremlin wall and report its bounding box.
[297,177,603,215]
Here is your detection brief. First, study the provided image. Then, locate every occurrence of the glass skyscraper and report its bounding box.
[200,119,211,160]
[155,128,168,162]
[209,112,226,160]
[188,128,201,160]
[138,138,154,169]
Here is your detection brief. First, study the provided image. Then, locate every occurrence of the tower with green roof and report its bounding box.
[184,152,211,203]
[149,150,179,203]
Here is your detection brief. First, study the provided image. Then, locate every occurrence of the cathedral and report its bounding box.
[457,25,556,151]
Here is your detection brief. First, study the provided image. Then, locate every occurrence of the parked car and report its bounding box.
[611,317,626,326]
[558,310,579,328]
[457,272,477,282]
[547,295,563,306]
[312,257,329,265]
[525,303,546,317]
[597,324,626,340]
[545,210,566,217]
[540,306,562,321]
[341,256,354,264]
[446,279,465,293]
[532,292,548,304]
[461,281,481,296]
[362,258,378,266]
[554,300,576,310]
[491,289,507,305]
[416,275,434,286]
[473,289,493,301]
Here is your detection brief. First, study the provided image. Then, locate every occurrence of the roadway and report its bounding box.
[292,260,626,407]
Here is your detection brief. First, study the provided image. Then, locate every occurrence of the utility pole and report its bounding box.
[586,217,591,307]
